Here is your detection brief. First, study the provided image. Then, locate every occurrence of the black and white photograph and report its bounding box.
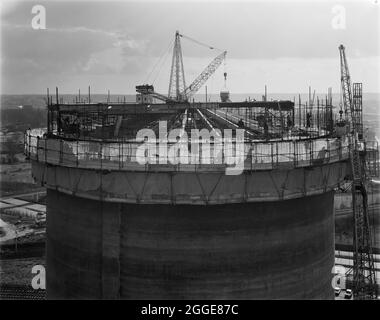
[0,0,379,305]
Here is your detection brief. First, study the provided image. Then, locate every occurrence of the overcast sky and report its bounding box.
[1,0,379,95]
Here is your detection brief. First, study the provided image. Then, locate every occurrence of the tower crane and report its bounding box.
[136,31,226,103]
[339,44,378,300]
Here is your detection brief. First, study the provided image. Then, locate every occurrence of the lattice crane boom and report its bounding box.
[182,50,227,101]
[339,45,353,122]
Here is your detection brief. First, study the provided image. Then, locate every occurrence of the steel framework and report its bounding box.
[339,44,377,300]
[352,83,363,139]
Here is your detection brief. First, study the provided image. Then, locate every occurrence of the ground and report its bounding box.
[0,257,45,286]
[0,214,46,299]
[0,155,46,298]
[0,154,42,196]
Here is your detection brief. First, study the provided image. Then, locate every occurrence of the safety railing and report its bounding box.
[24,129,350,172]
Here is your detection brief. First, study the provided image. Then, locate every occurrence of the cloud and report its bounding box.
[118,33,150,56]
[2,23,116,73]
[1,1,379,94]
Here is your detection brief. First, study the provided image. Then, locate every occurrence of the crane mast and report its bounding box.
[339,44,377,300]
[168,31,187,101]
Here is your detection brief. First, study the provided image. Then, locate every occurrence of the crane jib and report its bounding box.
[182,51,227,99]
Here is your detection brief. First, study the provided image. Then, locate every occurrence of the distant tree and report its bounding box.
[3,134,21,163]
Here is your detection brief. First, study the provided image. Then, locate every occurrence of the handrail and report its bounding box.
[24,129,350,172]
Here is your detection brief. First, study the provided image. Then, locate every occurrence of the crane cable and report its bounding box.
[223,55,227,89]
[337,70,345,124]
[145,37,175,84]
[179,33,223,52]
[152,47,173,85]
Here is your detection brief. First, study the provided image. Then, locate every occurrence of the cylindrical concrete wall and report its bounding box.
[46,188,335,299]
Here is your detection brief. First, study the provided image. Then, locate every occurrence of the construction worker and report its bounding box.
[306,112,312,128]
[287,114,293,129]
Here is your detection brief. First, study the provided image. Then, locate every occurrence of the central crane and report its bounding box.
[136,31,227,103]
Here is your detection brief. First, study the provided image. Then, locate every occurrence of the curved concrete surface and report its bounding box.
[46,189,335,299]
[32,160,349,204]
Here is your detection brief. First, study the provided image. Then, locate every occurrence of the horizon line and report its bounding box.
[1,92,380,96]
